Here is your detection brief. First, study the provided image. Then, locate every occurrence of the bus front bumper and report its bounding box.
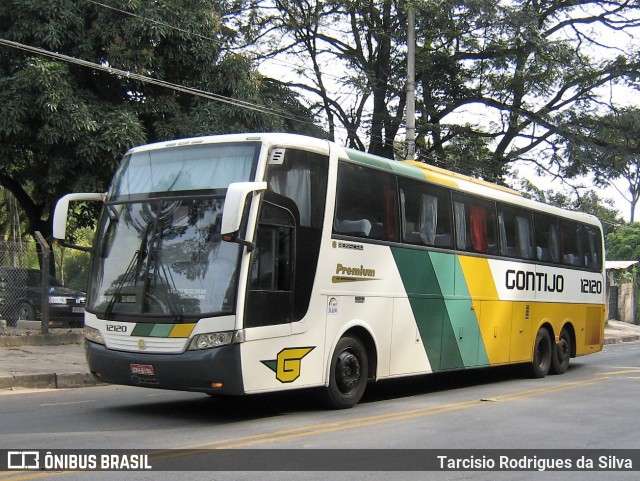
[85,340,244,395]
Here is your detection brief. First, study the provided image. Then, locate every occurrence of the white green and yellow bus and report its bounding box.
[53,133,605,408]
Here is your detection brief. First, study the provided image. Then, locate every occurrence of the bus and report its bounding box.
[53,133,605,409]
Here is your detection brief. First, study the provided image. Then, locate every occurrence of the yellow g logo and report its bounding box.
[262,347,315,383]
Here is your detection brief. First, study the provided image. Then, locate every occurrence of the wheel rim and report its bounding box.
[335,349,361,395]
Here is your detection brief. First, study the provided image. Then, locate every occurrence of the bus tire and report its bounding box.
[550,326,572,375]
[528,327,552,378]
[323,336,369,409]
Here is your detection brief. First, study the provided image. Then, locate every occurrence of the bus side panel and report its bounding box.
[391,248,489,371]
[390,297,432,376]
[322,243,410,380]
[239,322,326,394]
[324,295,394,378]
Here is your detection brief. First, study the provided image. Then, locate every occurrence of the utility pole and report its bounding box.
[406,6,416,161]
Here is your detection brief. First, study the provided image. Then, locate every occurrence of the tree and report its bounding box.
[243,0,407,157]
[0,0,316,246]
[246,1,640,183]
[561,108,640,222]
[412,0,640,180]
[606,223,640,261]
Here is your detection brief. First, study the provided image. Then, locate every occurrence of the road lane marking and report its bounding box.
[39,400,96,407]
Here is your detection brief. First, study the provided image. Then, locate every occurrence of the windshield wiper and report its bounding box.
[145,226,183,322]
[104,223,150,318]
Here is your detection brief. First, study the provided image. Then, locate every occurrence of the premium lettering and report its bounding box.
[335,263,376,277]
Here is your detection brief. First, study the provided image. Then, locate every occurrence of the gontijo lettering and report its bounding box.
[505,269,564,293]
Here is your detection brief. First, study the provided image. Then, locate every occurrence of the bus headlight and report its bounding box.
[85,326,105,345]
[188,331,236,350]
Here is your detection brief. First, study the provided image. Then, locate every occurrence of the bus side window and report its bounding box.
[399,180,452,248]
[582,225,602,270]
[453,194,497,254]
[498,205,533,259]
[534,214,560,263]
[559,219,583,267]
[334,162,398,242]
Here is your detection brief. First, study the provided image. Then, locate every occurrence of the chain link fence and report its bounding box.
[0,236,87,330]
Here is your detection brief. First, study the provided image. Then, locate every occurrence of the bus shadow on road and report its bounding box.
[362,361,587,404]
[102,362,586,423]
[363,365,526,403]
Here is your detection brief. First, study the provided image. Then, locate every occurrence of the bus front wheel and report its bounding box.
[323,336,369,409]
[528,328,552,378]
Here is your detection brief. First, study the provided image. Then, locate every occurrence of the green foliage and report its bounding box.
[0,0,317,242]
[53,227,93,290]
[606,223,640,261]
[561,108,640,222]
[410,0,640,171]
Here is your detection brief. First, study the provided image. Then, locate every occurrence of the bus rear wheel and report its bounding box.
[550,327,572,375]
[528,327,552,378]
[323,336,368,409]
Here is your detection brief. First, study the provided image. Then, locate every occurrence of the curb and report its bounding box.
[0,372,101,390]
[604,334,640,345]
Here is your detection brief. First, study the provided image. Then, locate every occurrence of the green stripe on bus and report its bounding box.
[131,324,154,337]
[344,148,426,181]
[150,324,174,337]
[391,248,489,370]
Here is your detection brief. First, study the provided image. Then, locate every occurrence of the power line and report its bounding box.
[0,37,317,127]
[85,0,349,85]
[85,0,226,47]
[82,0,399,147]
[1,1,401,150]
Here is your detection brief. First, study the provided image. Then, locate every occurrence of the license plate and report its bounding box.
[130,364,154,376]
[72,307,85,313]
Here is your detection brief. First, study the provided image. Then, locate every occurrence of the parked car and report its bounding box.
[0,267,86,327]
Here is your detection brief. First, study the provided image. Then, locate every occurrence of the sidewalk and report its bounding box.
[1,321,640,391]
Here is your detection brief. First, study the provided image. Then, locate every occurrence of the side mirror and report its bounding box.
[221,182,267,251]
[53,192,105,241]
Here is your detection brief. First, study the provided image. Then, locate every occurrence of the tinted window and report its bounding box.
[498,204,534,259]
[452,194,497,254]
[559,219,583,266]
[533,213,560,263]
[581,225,603,270]
[266,149,328,229]
[334,162,399,242]
[399,179,452,248]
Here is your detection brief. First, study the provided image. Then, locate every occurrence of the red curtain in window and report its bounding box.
[470,205,488,252]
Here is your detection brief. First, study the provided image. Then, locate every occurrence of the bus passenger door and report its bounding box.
[245,197,296,327]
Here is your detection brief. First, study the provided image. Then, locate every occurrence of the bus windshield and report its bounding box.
[87,142,260,321]
[109,143,258,199]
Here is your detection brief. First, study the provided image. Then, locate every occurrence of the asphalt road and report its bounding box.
[1,342,639,481]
